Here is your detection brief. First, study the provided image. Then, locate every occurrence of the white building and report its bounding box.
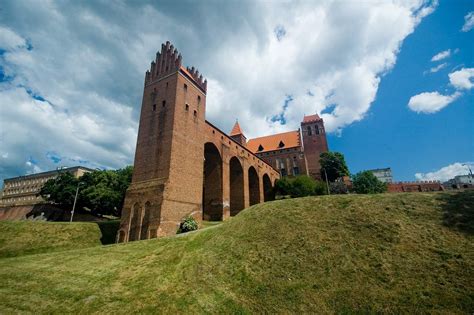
[369,168,393,183]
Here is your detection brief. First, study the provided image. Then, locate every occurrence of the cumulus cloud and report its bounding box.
[0,0,437,181]
[461,12,474,32]
[431,49,451,62]
[408,91,461,113]
[415,162,473,182]
[449,67,474,89]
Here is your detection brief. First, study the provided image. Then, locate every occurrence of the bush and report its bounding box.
[329,181,349,194]
[275,176,327,198]
[352,171,387,194]
[290,176,316,198]
[177,216,198,234]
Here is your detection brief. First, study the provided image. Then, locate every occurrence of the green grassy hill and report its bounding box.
[0,192,472,313]
[0,221,103,258]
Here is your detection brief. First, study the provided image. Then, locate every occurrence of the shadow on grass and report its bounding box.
[437,190,474,235]
[96,220,120,245]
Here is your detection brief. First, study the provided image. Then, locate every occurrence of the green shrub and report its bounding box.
[177,216,198,234]
[329,181,349,194]
[352,171,387,194]
[290,176,316,198]
[274,177,293,196]
[314,180,328,195]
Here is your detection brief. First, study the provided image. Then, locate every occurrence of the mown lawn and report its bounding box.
[0,191,472,313]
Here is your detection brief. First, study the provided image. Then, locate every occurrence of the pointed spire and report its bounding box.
[230,120,244,136]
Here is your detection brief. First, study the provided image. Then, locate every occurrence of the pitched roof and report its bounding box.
[302,114,322,123]
[247,130,301,153]
[230,121,244,136]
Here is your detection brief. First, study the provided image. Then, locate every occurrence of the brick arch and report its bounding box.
[248,166,260,206]
[203,142,223,221]
[262,173,274,201]
[140,201,152,240]
[128,202,142,241]
[229,156,244,216]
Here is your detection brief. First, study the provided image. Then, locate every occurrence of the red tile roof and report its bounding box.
[230,121,244,136]
[247,130,301,153]
[302,114,321,123]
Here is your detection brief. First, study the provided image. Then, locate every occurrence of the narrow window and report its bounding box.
[307,126,312,136]
[152,104,156,111]
[185,104,189,111]
[162,100,166,107]
[315,126,320,135]
[184,84,188,91]
[193,110,197,117]
[197,95,201,104]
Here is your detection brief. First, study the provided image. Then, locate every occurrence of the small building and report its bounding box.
[444,175,474,189]
[0,166,93,206]
[368,168,393,183]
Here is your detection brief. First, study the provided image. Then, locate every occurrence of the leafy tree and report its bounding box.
[274,177,293,196]
[39,166,133,217]
[39,172,80,208]
[351,171,387,194]
[319,152,350,182]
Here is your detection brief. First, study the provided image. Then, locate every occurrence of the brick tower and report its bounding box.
[117,41,207,242]
[301,114,329,179]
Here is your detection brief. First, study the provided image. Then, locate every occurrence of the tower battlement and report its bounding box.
[145,41,207,92]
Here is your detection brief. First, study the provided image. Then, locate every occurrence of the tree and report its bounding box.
[274,175,327,198]
[351,171,387,194]
[319,152,350,182]
[39,166,133,217]
[39,172,79,208]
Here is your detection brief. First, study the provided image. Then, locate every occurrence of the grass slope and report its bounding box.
[0,192,473,313]
[0,221,103,258]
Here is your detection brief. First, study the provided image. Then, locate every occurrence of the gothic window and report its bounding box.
[197,95,201,104]
[185,104,189,111]
[307,126,312,136]
[184,84,187,91]
[193,110,197,117]
[315,126,320,135]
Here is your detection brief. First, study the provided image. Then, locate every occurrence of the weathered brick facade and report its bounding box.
[118,42,280,242]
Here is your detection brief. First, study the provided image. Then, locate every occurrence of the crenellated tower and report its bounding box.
[118,41,207,242]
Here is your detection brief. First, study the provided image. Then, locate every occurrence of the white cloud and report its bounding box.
[449,67,474,89]
[0,26,26,50]
[408,91,461,113]
[0,0,437,181]
[415,162,473,182]
[428,62,447,73]
[461,12,474,32]
[431,49,451,62]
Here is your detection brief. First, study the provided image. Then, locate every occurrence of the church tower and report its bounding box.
[117,41,208,242]
[301,114,329,180]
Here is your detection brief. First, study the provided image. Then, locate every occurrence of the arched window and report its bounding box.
[315,126,320,135]
[307,126,312,135]
[184,83,188,91]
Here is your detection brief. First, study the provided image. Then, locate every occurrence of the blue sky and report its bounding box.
[329,0,473,181]
[0,0,473,185]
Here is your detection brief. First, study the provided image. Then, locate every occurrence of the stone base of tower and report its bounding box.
[116,178,202,243]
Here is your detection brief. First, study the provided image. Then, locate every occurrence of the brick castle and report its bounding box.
[117,42,328,242]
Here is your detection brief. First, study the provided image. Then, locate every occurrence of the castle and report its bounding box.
[117,42,328,242]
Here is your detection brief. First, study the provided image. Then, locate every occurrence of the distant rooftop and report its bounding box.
[247,130,301,153]
[4,166,95,182]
